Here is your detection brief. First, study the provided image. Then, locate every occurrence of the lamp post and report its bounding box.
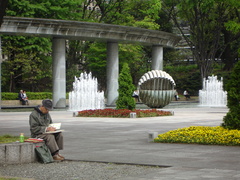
[0,36,2,110]
[0,36,6,110]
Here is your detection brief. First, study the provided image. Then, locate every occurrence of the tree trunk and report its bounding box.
[0,0,8,27]
[222,30,236,71]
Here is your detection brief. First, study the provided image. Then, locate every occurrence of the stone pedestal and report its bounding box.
[148,132,158,142]
[0,142,44,165]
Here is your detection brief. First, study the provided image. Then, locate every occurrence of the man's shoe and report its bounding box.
[53,154,64,161]
[57,153,65,160]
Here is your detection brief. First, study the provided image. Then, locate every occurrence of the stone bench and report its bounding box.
[0,142,44,165]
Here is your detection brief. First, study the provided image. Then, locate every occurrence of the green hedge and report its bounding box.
[1,92,69,100]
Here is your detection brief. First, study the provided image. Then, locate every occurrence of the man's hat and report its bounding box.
[42,99,53,110]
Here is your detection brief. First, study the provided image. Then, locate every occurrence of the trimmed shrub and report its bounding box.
[1,92,69,100]
[1,92,52,100]
[222,61,240,129]
[116,63,136,110]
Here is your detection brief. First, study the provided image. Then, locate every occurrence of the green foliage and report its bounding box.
[2,0,163,93]
[165,64,201,95]
[133,16,160,30]
[3,0,83,92]
[223,0,240,35]
[84,42,149,89]
[116,63,135,110]
[84,42,107,91]
[7,0,83,20]
[4,2,51,92]
[2,21,52,91]
[119,44,148,85]
[97,0,161,28]
[222,61,240,129]
[1,93,19,100]
[225,20,240,35]
[163,0,240,79]
[1,92,52,100]
[1,92,70,100]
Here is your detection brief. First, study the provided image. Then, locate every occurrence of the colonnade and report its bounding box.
[52,39,163,108]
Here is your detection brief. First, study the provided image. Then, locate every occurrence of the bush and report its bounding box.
[1,92,69,100]
[1,93,19,100]
[116,63,136,110]
[1,92,52,100]
[222,61,240,129]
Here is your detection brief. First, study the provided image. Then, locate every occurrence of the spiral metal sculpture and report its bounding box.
[138,70,176,108]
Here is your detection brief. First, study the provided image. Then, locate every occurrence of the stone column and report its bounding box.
[52,38,66,108]
[106,42,119,106]
[151,45,163,70]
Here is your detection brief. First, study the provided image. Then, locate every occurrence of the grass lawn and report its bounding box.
[0,134,28,144]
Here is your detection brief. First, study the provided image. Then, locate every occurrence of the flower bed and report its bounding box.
[77,108,172,118]
[154,126,240,146]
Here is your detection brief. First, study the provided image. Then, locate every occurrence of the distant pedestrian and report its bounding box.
[132,89,140,102]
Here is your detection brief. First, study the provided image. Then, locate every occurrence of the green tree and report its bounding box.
[84,42,107,91]
[222,0,240,70]
[0,0,8,26]
[222,61,240,129]
[68,0,162,91]
[2,0,83,92]
[119,44,150,86]
[162,0,240,80]
[3,0,163,93]
[116,63,135,110]
[1,36,52,92]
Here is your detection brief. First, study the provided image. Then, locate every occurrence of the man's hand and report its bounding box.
[47,127,56,132]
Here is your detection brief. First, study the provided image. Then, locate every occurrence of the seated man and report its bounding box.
[29,99,64,161]
[132,90,140,102]
[18,90,26,105]
[183,90,190,100]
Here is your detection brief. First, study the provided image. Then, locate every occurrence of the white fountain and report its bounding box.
[69,72,105,111]
[199,75,227,106]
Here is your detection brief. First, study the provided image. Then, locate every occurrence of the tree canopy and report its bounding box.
[162,0,240,79]
[2,0,162,92]
[1,0,240,95]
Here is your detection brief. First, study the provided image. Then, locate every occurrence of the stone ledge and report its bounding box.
[1,100,69,107]
[1,100,42,106]
[0,142,44,165]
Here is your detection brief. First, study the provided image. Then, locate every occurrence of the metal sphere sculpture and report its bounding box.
[138,70,176,108]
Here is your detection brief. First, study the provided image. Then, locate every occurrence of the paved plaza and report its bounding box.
[1,102,240,179]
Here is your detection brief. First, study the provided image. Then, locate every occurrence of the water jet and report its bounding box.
[199,75,227,106]
[69,72,105,111]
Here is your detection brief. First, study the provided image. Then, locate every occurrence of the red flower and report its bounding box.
[77,109,172,118]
